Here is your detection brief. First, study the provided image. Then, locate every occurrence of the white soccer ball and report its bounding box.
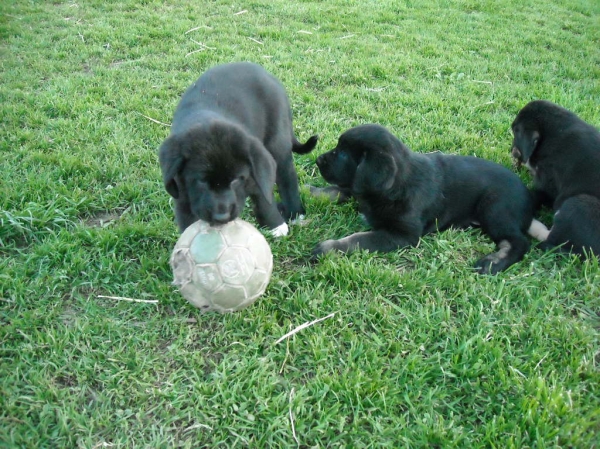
[170,218,273,313]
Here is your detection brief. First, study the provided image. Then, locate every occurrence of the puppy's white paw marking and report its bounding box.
[486,240,512,265]
[496,239,512,259]
[528,219,550,241]
[270,222,289,237]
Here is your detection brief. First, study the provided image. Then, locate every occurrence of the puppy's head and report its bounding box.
[511,99,577,167]
[316,124,410,194]
[511,101,548,167]
[159,121,276,225]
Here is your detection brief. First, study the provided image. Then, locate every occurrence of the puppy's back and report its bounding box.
[431,154,532,224]
[172,62,291,140]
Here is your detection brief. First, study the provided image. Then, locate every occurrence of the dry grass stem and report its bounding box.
[184,423,213,431]
[185,25,212,34]
[185,49,205,57]
[97,295,158,304]
[289,388,299,445]
[190,39,215,50]
[248,37,264,45]
[135,112,170,127]
[274,312,336,344]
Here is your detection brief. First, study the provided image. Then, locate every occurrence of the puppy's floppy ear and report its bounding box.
[352,150,397,194]
[512,111,540,162]
[158,135,185,199]
[517,129,540,162]
[247,138,277,204]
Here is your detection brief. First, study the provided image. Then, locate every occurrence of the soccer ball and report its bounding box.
[170,219,273,313]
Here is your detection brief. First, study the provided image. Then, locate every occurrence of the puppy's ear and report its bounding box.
[247,139,277,204]
[158,135,185,199]
[352,151,397,194]
[512,118,540,162]
[518,130,540,162]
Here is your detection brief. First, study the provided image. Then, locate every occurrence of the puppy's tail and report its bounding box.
[292,135,319,154]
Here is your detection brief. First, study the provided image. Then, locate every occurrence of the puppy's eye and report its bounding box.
[532,137,539,147]
[231,175,245,188]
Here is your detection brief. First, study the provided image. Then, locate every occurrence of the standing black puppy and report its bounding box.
[159,62,317,235]
[313,124,534,274]
[511,100,600,256]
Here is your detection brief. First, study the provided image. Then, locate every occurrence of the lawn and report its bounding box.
[1,0,599,447]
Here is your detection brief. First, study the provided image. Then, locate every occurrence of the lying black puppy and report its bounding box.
[159,62,317,235]
[313,124,534,274]
[511,100,600,256]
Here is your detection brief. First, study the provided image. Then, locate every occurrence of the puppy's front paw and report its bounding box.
[474,258,497,275]
[270,222,289,237]
[311,239,341,259]
[277,202,306,223]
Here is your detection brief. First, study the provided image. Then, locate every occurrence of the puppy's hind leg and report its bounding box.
[474,205,532,274]
[473,237,529,275]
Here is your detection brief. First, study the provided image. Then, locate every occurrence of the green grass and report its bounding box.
[1,0,599,447]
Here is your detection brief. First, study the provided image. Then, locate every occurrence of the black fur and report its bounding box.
[159,62,318,232]
[313,124,534,274]
[511,100,600,257]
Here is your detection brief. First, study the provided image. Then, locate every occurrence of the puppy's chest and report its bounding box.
[530,159,560,193]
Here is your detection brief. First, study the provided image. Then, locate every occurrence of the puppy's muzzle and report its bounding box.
[316,154,333,178]
[316,154,327,169]
[210,204,238,225]
[511,146,523,167]
[511,146,522,160]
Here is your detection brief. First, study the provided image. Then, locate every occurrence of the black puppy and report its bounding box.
[313,124,534,274]
[511,100,600,256]
[159,62,317,235]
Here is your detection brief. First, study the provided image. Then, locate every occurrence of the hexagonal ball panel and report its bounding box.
[221,220,252,247]
[210,284,250,312]
[189,229,226,264]
[192,263,223,292]
[217,247,255,285]
[245,268,270,301]
[246,236,273,271]
[180,281,213,311]
[176,220,212,248]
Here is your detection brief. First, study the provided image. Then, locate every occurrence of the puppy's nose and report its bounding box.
[211,212,230,224]
[316,155,326,167]
[212,204,237,224]
[511,146,522,159]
